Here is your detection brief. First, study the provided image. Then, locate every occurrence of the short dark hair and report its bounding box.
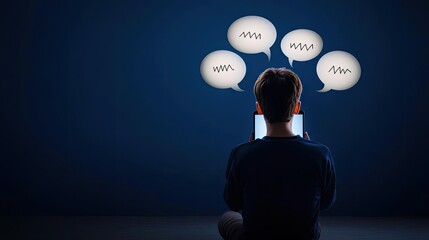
[253,68,302,123]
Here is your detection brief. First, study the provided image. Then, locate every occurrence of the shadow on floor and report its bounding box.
[1,216,428,240]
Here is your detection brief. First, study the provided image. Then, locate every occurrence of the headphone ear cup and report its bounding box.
[293,101,301,114]
[293,104,299,114]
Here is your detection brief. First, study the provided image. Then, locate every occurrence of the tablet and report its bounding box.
[253,110,304,139]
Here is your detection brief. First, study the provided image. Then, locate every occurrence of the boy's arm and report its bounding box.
[223,148,243,211]
[320,149,336,211]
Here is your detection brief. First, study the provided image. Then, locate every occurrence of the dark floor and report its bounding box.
[1,216,428,240]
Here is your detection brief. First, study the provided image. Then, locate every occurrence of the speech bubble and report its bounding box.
[316,51,361,92]
[280,29,323,67]
[200,50,246,91]
[227,15,277,61]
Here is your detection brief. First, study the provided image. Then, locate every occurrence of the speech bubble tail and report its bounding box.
[264,49,271,61]
[317,85,331,93]
[231,84,244,92]
[288,58,294,67]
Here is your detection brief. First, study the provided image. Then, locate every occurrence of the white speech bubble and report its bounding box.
[200,50,246,91]
[281,29,323,67]
[316,51,361,92]
[227,16,277,61]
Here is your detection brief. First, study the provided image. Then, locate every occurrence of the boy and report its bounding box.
[219,68,336,240]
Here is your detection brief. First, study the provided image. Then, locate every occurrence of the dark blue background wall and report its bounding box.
[1,0,428,216]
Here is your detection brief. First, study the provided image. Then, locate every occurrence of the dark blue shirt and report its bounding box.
[224,135,336,240]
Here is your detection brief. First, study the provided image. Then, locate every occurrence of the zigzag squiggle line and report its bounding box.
[328,66,352,74]
[213,64,235,73]
[239,31,262,39]
[289,43,314,51]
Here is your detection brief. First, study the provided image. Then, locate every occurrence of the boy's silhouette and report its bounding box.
[218,68,336,240]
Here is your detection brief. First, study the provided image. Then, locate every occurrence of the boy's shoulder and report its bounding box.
[231,137,331,158]
[230,138,263,154]
[299,137,331,154]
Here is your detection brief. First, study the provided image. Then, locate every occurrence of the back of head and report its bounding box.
[253,68,302,123]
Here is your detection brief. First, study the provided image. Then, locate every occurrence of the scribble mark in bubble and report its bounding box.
[328,66,352,74]
[239,31,262,39]
[213,64,235,73]
[289,43,314,51]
